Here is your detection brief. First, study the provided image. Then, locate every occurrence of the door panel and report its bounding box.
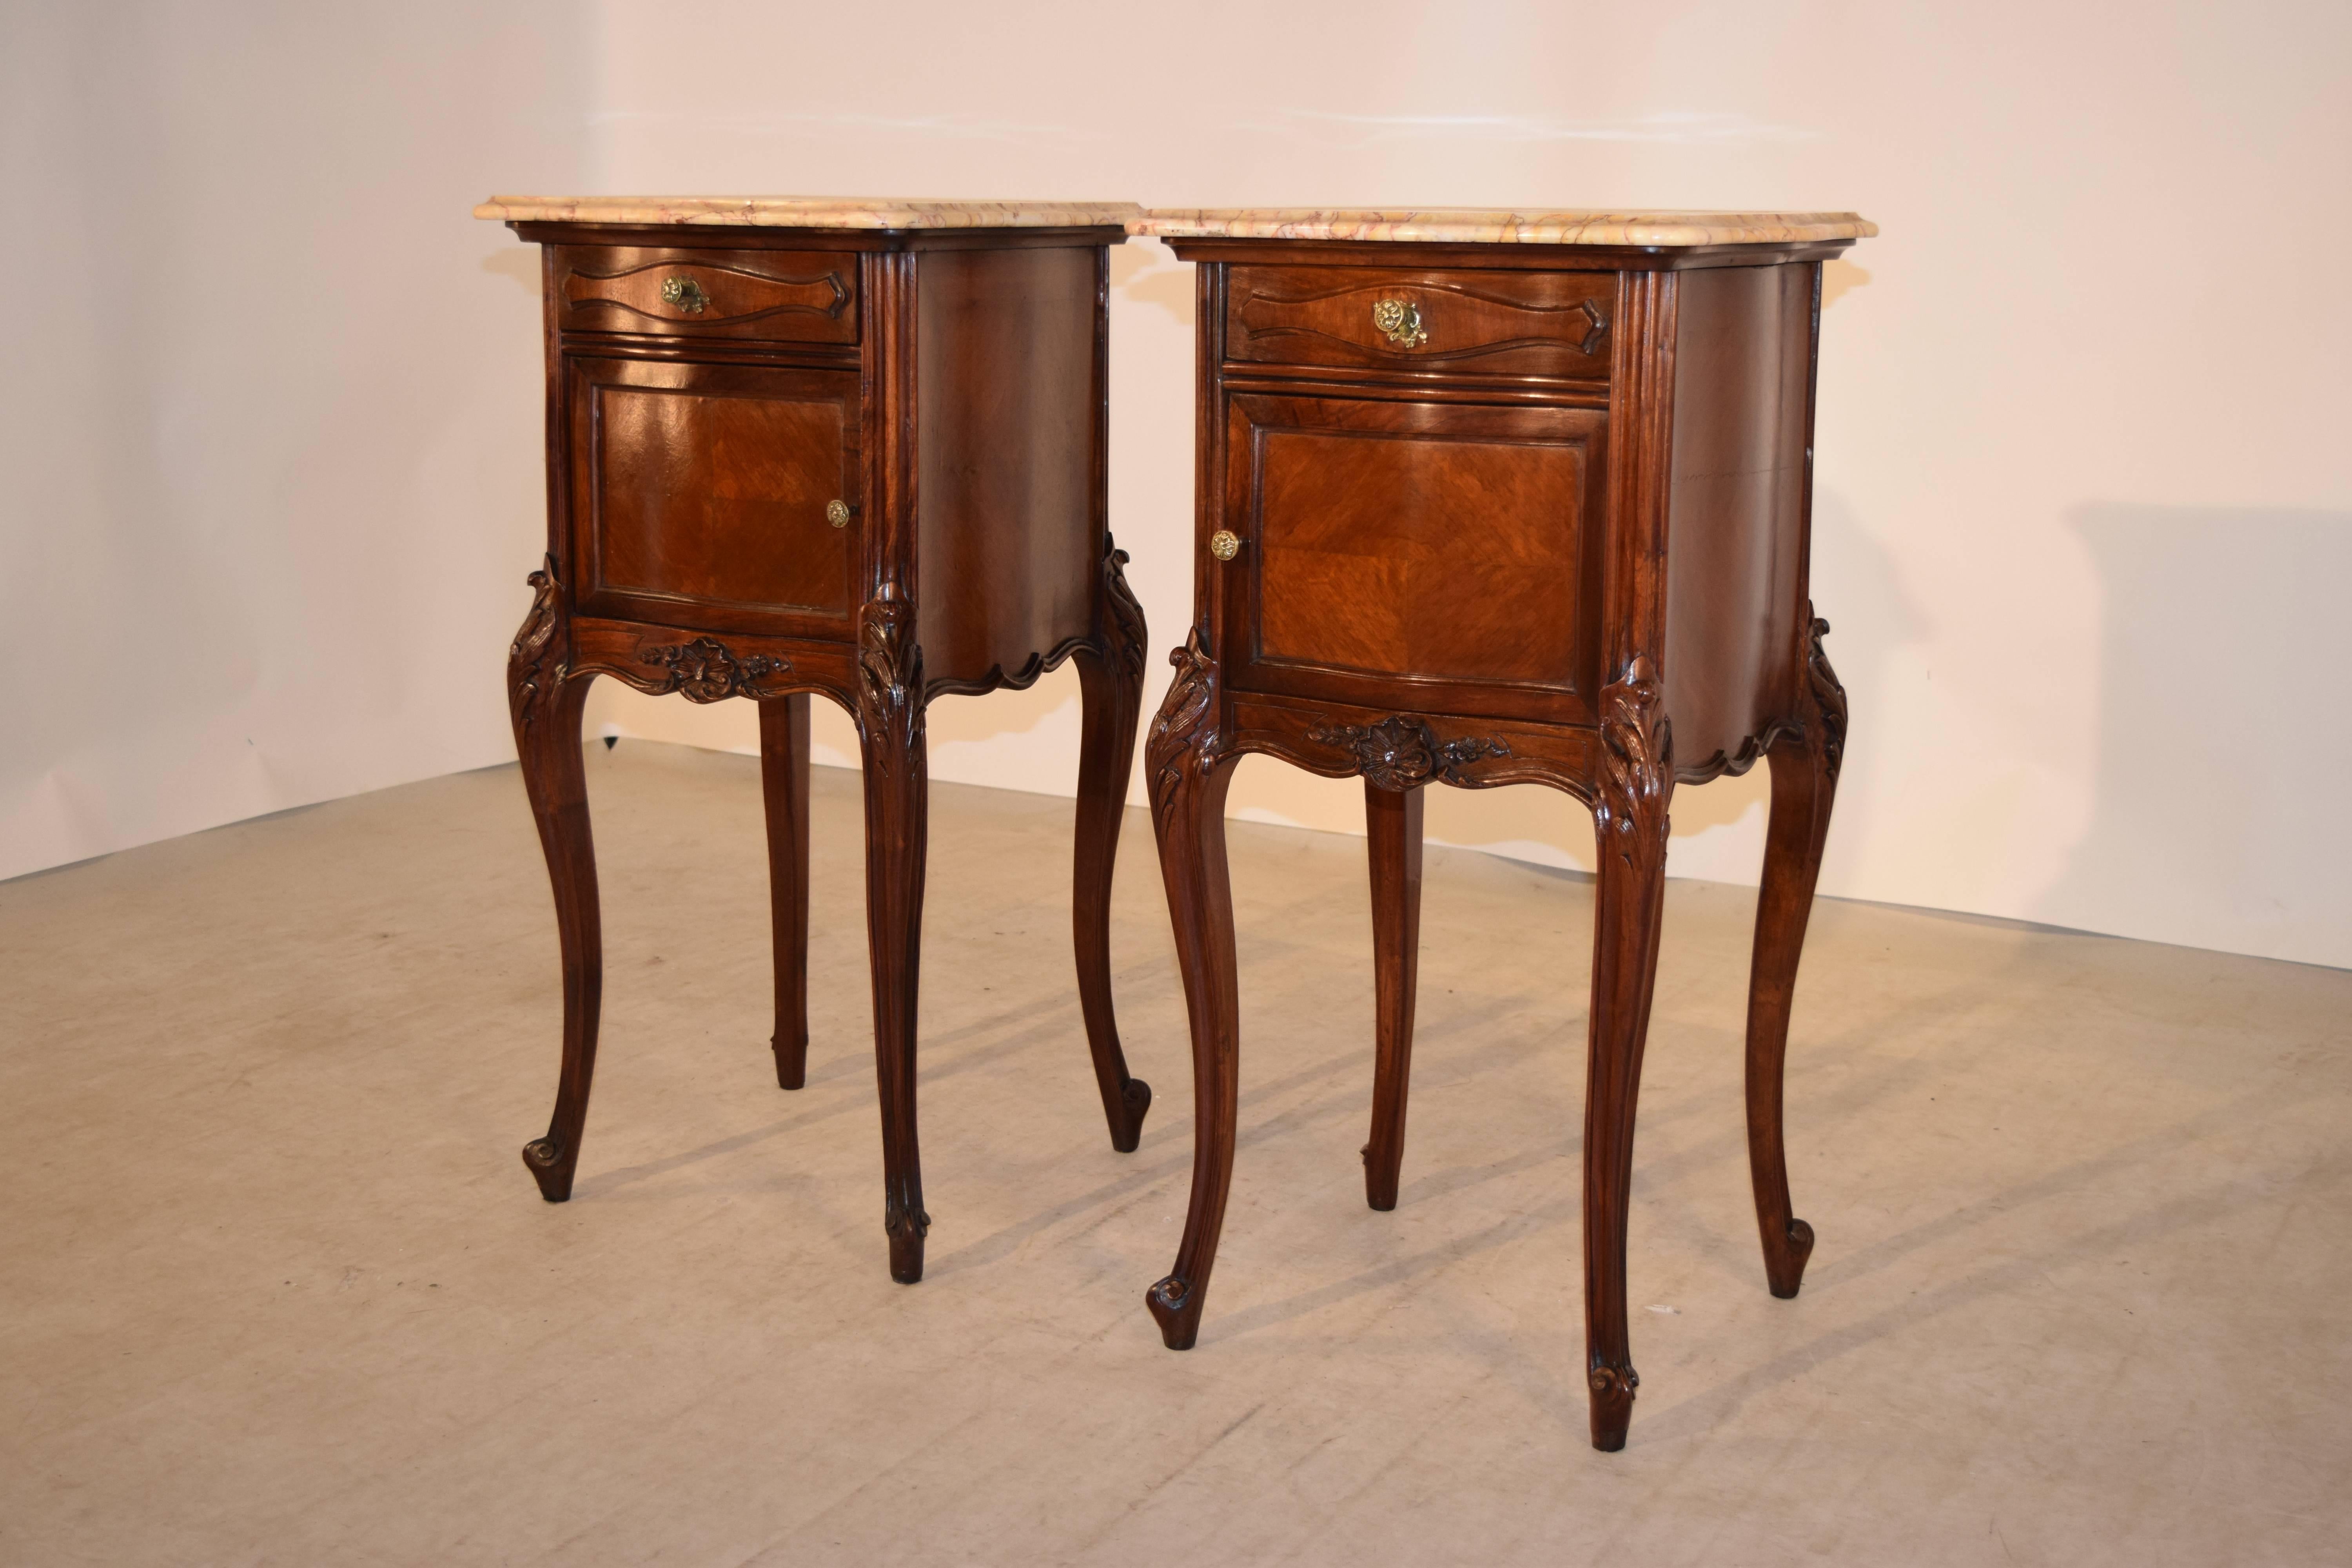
[570,358,860,636]
[1226,393,1605,726]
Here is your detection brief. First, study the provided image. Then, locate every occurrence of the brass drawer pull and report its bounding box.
[826,499,853,528]
[1210,530,1241,561]
[1371,298,1426,348]
[660,275,710,314]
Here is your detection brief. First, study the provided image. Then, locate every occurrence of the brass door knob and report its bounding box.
[826,499,852,528]
[1371,298,1426,348]
[661,275,710,314]
[1210,530,1241,561]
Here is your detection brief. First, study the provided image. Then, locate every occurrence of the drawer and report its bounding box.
[1225,266,1611,380]
[1221,392,1606,726]
[555,246,859,345]
[568,357,861,637]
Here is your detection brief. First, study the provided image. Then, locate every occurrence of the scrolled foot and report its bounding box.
[1108,1078,1152,1154]
[884,1196,931,1285]
[1587,1362,1640,1452]
[1768,1217,1816,1299]
[1146,1275,1200,1349]
[521,1137,575,1203]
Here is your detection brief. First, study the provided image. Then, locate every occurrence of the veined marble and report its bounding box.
[1134,209,1875,246]
[473,196,1142,230]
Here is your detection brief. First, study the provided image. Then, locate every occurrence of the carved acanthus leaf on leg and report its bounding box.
[507,556,569,732]
[1147,628,1225,818]
[1596,656,1673,875]
[856,590,926,765]
[1102,535,1149,682]
[1802,608,1848,784]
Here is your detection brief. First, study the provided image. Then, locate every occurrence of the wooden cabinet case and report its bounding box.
[483,197,1149,1287]
[1132,207,1874,1452]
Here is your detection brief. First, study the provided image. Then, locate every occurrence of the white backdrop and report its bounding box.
[4,1,2347,967]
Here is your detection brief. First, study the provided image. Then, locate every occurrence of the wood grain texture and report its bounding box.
[1143,230,1861,1452]
[555,246,856,343]
[1744,614,1846,1298]
[1223,391,1608,726]
[1071,541,1152,1151]
[504,220,1143,1287]
[1583,659,1673,1452]
[506,561,602,1204]
[1362,782,1424,1212]
[568,357,861,635]
[1142,631,1239,1350]
[760,694,813,1090]
[914,246,1100,690]
[1663,261,1815,775]
[855,590,932,1283]
[1229,265,1610,379]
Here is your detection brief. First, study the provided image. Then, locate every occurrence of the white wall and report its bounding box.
[6,2,2348,968]
[0,2,589,879]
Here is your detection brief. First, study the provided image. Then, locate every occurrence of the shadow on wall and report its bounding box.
[2043,506,2351,967]
[1802,486,1929,894]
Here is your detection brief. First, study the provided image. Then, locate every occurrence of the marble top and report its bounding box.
[1134,209,1875,246]
[473,196,1142,230]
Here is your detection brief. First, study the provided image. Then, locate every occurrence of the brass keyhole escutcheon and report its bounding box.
[826,499,852,528]
[1210,530,1241,561]
[1371,297,1427,349]
[661,275,710,314]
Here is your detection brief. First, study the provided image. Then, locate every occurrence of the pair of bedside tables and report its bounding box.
[477,195,1873,1450]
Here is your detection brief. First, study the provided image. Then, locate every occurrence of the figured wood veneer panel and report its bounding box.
[1254,427,1588,688]
[1662,262,1815,768]
[913,246,1101,685]
[592,385,853,614]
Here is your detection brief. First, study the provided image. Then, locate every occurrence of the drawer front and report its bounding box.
[569,358,860,636]
[1223,393,1606,725]
[1226,266,1612,380]
[555,247,858,345]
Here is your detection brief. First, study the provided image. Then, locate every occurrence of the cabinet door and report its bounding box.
[569,358,860,637]
[1223,393,1606,726]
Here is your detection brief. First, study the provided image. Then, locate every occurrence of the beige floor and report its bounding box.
[2,741,2347,1566]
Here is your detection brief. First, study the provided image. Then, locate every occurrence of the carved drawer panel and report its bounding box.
[555,246,858,345]
[1223,393,1606,726]
[1226,266,1612,380]
[569,357,860,637]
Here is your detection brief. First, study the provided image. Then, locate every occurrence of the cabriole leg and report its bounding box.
[1362,781,1424,1211]
[1073,642,1152,1152]
[1143,633,1237,1350]
[858,599,931,1283]
[513,669,601,1204]
[1584,664,1673,1451]
[1744,615,1846,1298]
[759,693,813,1091]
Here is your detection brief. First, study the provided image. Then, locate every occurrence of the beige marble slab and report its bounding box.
[1134,208,1875,246]
[472,196,1142,230]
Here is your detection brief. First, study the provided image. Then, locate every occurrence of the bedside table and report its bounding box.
[1130,206,1874,1449]
[478,196,1151,1285]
